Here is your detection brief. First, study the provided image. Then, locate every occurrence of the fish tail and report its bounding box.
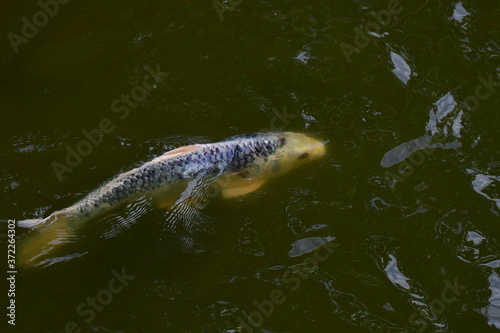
[17,213,79,268]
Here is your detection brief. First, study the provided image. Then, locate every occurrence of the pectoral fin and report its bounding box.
[150,182,186,210]
[218,176,266,198]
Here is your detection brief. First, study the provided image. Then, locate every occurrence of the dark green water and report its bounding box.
[1,0,500,332]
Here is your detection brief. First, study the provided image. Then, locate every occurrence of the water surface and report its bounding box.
[1,0,500,332]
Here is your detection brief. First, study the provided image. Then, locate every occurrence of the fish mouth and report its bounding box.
[281,132,326,160]
[305,138,326,159]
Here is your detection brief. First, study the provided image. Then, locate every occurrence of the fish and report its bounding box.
[17,132,325,267]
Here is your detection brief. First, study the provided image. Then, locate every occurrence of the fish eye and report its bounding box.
[278,137,286,146]
[298,152,309,160]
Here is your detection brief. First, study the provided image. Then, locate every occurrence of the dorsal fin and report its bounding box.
[152,144,202,162]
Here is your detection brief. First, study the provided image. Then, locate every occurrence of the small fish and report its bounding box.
[18,132,325,267]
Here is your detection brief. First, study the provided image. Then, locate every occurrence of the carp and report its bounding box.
[18,132,325,266]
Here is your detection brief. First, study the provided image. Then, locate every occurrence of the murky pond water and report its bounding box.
[1,0,500,332]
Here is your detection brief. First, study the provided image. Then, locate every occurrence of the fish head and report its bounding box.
[265,132,325,176]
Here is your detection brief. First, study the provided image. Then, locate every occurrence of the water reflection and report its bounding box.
[381,92,463,168]
[468,170,500,211]
[288,236,335,257]
[481,268,500,329]
[384,253,410,290]
[452,2,471,24]
[389,50,412,85]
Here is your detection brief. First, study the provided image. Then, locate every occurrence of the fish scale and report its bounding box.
[74,133,282,218]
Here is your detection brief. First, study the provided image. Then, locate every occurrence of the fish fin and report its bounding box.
[18,212,78,268]
[152,144,202,162]
[157,198,178,209]
[18,218,46,228]
[218,176,266,198]
[150,182,186,210]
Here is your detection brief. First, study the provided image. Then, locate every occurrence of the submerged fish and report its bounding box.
[18,132,325,266]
